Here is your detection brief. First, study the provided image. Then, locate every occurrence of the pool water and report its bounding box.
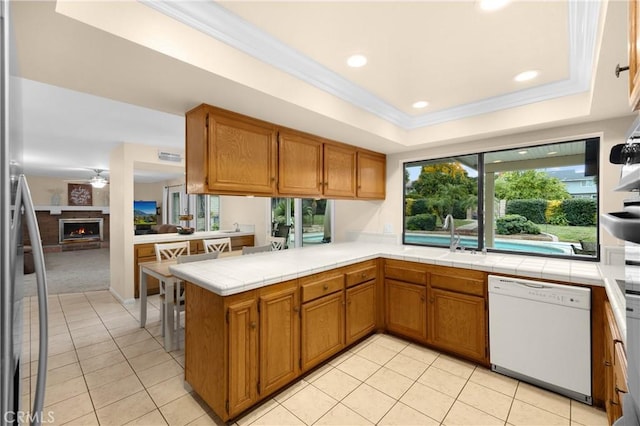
[404,233,566,254]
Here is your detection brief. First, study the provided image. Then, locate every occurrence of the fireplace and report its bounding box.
[59,218,104,244]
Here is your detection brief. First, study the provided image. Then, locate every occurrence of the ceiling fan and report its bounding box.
[66,169,109,188]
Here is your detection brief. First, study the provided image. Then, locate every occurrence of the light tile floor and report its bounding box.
[21,290,609,425]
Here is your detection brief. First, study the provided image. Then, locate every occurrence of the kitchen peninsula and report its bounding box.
[133,230,254,298]
[170,242,619,422]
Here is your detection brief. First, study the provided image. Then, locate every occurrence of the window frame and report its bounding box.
[402,137,600,262]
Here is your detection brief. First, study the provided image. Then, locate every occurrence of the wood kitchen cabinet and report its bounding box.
[185,103,385,199]
[629,0,640,111]
[357,151,386,199]
[300,271,345,371]
[384,260,428,342]
[277,130,356,198]
[186,104,277,195]
[345,260,378,345]
[258,281,300,397]
[604,300,627,424]
[427,266,487,364]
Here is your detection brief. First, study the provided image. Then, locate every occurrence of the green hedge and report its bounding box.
[406,214,437,231]
[410,198,430,215]
[505,199,547,224]
[562,198,596,226]
[496,214,541,235]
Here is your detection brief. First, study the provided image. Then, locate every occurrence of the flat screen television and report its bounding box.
[133,200,158,225]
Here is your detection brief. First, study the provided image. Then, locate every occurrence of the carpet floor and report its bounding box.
[22,248,110,296]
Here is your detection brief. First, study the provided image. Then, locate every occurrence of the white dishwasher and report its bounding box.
[488,275,592,404]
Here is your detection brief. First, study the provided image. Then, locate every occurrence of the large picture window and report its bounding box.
[403,138,599,260]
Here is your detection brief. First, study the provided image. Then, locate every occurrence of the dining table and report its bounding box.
[138,250,240,350]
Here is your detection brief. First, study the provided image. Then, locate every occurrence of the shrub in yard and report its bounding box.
[545,200,568,226]
[505,199,547,224]
[496,214,541,235]
[405,198,415,216]
[411,198,430,215]
[406,214,437,231]
[562,198,596,226]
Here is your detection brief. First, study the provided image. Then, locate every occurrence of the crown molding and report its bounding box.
[141,0,600,130]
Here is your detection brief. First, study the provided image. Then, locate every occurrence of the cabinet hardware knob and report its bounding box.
[293,306,299,313]
[430,298,434,303]
[361,273,367,278]
[250,322,256,329]
[604,361,612,367]
[615,64,630,78]
[323,284,329,290]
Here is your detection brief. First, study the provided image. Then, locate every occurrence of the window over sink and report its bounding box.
[403,138,600,260]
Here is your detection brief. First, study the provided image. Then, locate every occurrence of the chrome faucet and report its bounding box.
[233,222,240,232]
[442,214,460,252]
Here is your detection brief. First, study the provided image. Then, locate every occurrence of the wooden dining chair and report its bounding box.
[177,251,219,263]
[242,244,272,255]
[266,236,286,251]
[153,241,190,341]
[203,237,232,253]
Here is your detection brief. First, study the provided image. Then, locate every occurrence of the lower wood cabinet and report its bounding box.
[428,288,486,363]
[604,300,627,424]
[301,290,345,371]
[227,296,258,416]
[258,281,300,397]
[385,279,427,341]
[346,280,376,345]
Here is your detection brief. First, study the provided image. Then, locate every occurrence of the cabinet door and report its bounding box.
[428,288,487,363]
[356,151,386,199]
[385,279,427,341]
[324,143,356,198]
[208,112,277,194]
[227,298,258,416]
[259,283,300,396]
[301,291,345,371]
[346,281,376,345]
[278,131,323,196]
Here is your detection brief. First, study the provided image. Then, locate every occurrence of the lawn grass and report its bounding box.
[538,224,596,243]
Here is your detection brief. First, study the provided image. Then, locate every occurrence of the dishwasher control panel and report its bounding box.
[488,276,591,310]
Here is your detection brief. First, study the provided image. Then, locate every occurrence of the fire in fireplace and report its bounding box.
[59,218,104,244]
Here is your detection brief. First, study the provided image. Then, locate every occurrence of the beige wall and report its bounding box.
[25,175,110,206]
[219,195,270,245]
[334,116,636,248]
[110,142,185,303]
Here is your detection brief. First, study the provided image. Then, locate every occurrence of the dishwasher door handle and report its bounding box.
[514,281,548,289]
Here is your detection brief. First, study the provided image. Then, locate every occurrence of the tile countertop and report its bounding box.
[133,230,254,244]
[170,240,626,342]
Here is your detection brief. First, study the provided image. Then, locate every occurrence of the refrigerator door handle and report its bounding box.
[15,175,48,425]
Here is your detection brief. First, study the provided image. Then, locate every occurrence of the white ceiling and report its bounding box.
[10,0,634,182]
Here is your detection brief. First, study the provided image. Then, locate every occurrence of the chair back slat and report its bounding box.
[154,241,190,262]
[266,236,286,251]
[203,237,232,253]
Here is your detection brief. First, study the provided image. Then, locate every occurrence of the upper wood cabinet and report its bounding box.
[186,104,278,195]
[186,104,385,199]
[277,131,324,197]
[357,151,386,199]
[630,0,640,111]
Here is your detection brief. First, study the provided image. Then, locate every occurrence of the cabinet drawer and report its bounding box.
[136,244,156,258]
[301,274,344,303]
[430,273,484,297]
[384,262,426,285]
[345,264,377,288]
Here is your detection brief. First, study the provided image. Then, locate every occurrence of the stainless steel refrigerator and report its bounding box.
[1,1,49,425]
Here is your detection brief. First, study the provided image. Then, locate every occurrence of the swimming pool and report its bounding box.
[404,233,567,254]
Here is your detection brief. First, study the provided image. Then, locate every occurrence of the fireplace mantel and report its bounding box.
[35,205,110,215]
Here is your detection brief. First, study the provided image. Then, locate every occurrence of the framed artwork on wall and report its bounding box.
[68,183,92,206]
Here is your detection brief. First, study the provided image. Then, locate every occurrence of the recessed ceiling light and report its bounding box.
[514,70,539,82]
[518,150,528,155]
[547,151,558,155]
[478,0,510,11]
[347,54,367,68]
[493,160,503,163]
[412,101,429,109]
